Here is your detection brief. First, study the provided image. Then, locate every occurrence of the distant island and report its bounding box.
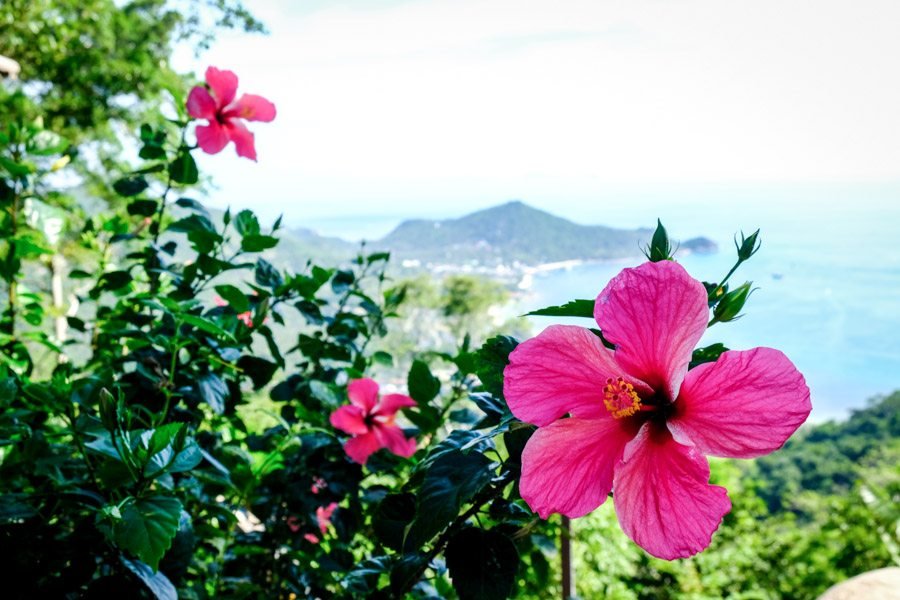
[268,201,717,276]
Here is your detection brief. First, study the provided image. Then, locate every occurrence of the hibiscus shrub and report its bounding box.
[0,68,809,599]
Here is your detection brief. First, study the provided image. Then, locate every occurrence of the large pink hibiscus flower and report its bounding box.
[186,66,276,161]
[330,378,418,465]
[504,260,810,559]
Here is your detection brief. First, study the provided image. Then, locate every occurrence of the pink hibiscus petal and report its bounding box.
[613,424,731,560]
[186,86,217,119]
[224,119,257,161]
[343,431,382,465]
[595,261,709,400]
[347,378,380,412]
[329,405,368,435]
[504,325,650,427]
[376,393,417,417]
[520,416,638,519]
[205,66,239,107]
[225,93,277,122]
[374,423,417,458]
[195,122,230,155]
[668,347,811,458]
[316,502,338,534]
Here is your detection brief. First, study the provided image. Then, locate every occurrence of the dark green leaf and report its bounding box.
[214,284,250,313]
[474,336,518,399]
[240,234,279,252]
[409,452,495,547]
[446,527,519,600]
[113,176,149,197]
[237,356,278,389]
[690,343,729,369]
[99,496,182,571]
[526,299,594,318]
[180,314,235,341]
[233,209,260,236]
[128,199,159,217]
[168,151,198,185]
[255,258,283,289]
[197,373,228,414]
[121,557,177,600]
[408,360,440,405]
[373,493,417,551]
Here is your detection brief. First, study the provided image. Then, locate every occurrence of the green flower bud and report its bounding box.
[644,219,674,262]
[735,229,761,262]
[711,281,754,324]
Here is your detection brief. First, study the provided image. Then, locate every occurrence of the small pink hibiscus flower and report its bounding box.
[316,502,338,535]
[186,66,276,161]
[213,296,254,327]
[329,378,418,465]
[311,477,327,494]
[504,260,811,560]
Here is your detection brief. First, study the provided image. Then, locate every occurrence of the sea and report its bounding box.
[304,183,900,421]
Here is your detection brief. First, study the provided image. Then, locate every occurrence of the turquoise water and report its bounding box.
[307,183,900,420]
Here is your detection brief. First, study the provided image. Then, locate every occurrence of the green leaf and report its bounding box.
[233,209,260,236]
[168,214,214,233]
[255,258,284,289]
[408,452,495,548]
[240,234,279,252]
[127,199,159,217]
[180,314,236,341]
[168,151,198,185]
[99,496,182,571]
[197,373,228,414]
[120,557,177,600]
[146,423,184,458]
[446,527,519,600]
[473,336,518,399]
[374,493,417,552]
[331,269,355,293]
[237,355,278,389]
[214,284,250,313]
[690,343,729,369]
[113,175,149,197]
[408,360,440,405]
[526,299,594,318]
[99,270,133,291]
[174,197,208,217]
[0,155,34,177]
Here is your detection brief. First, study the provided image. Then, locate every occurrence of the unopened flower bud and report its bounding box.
[735,229,761,262]
[712,282,754,323]
[644,219,674,262]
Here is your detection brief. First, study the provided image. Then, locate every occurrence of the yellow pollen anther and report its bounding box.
[604,377,641,419]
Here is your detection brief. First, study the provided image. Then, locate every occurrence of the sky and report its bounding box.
[173,0,900,231]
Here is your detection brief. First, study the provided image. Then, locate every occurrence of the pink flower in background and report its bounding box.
[504,260,811,560]
[213,296,254,327]
[286,515,301,533]
[316,502,338,535]
[187,66,276,161]
[329,378,417,465]
[311,477,327,494]
[303,533,319,544]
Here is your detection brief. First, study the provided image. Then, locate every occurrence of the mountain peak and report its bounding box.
[378,200,651,265]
